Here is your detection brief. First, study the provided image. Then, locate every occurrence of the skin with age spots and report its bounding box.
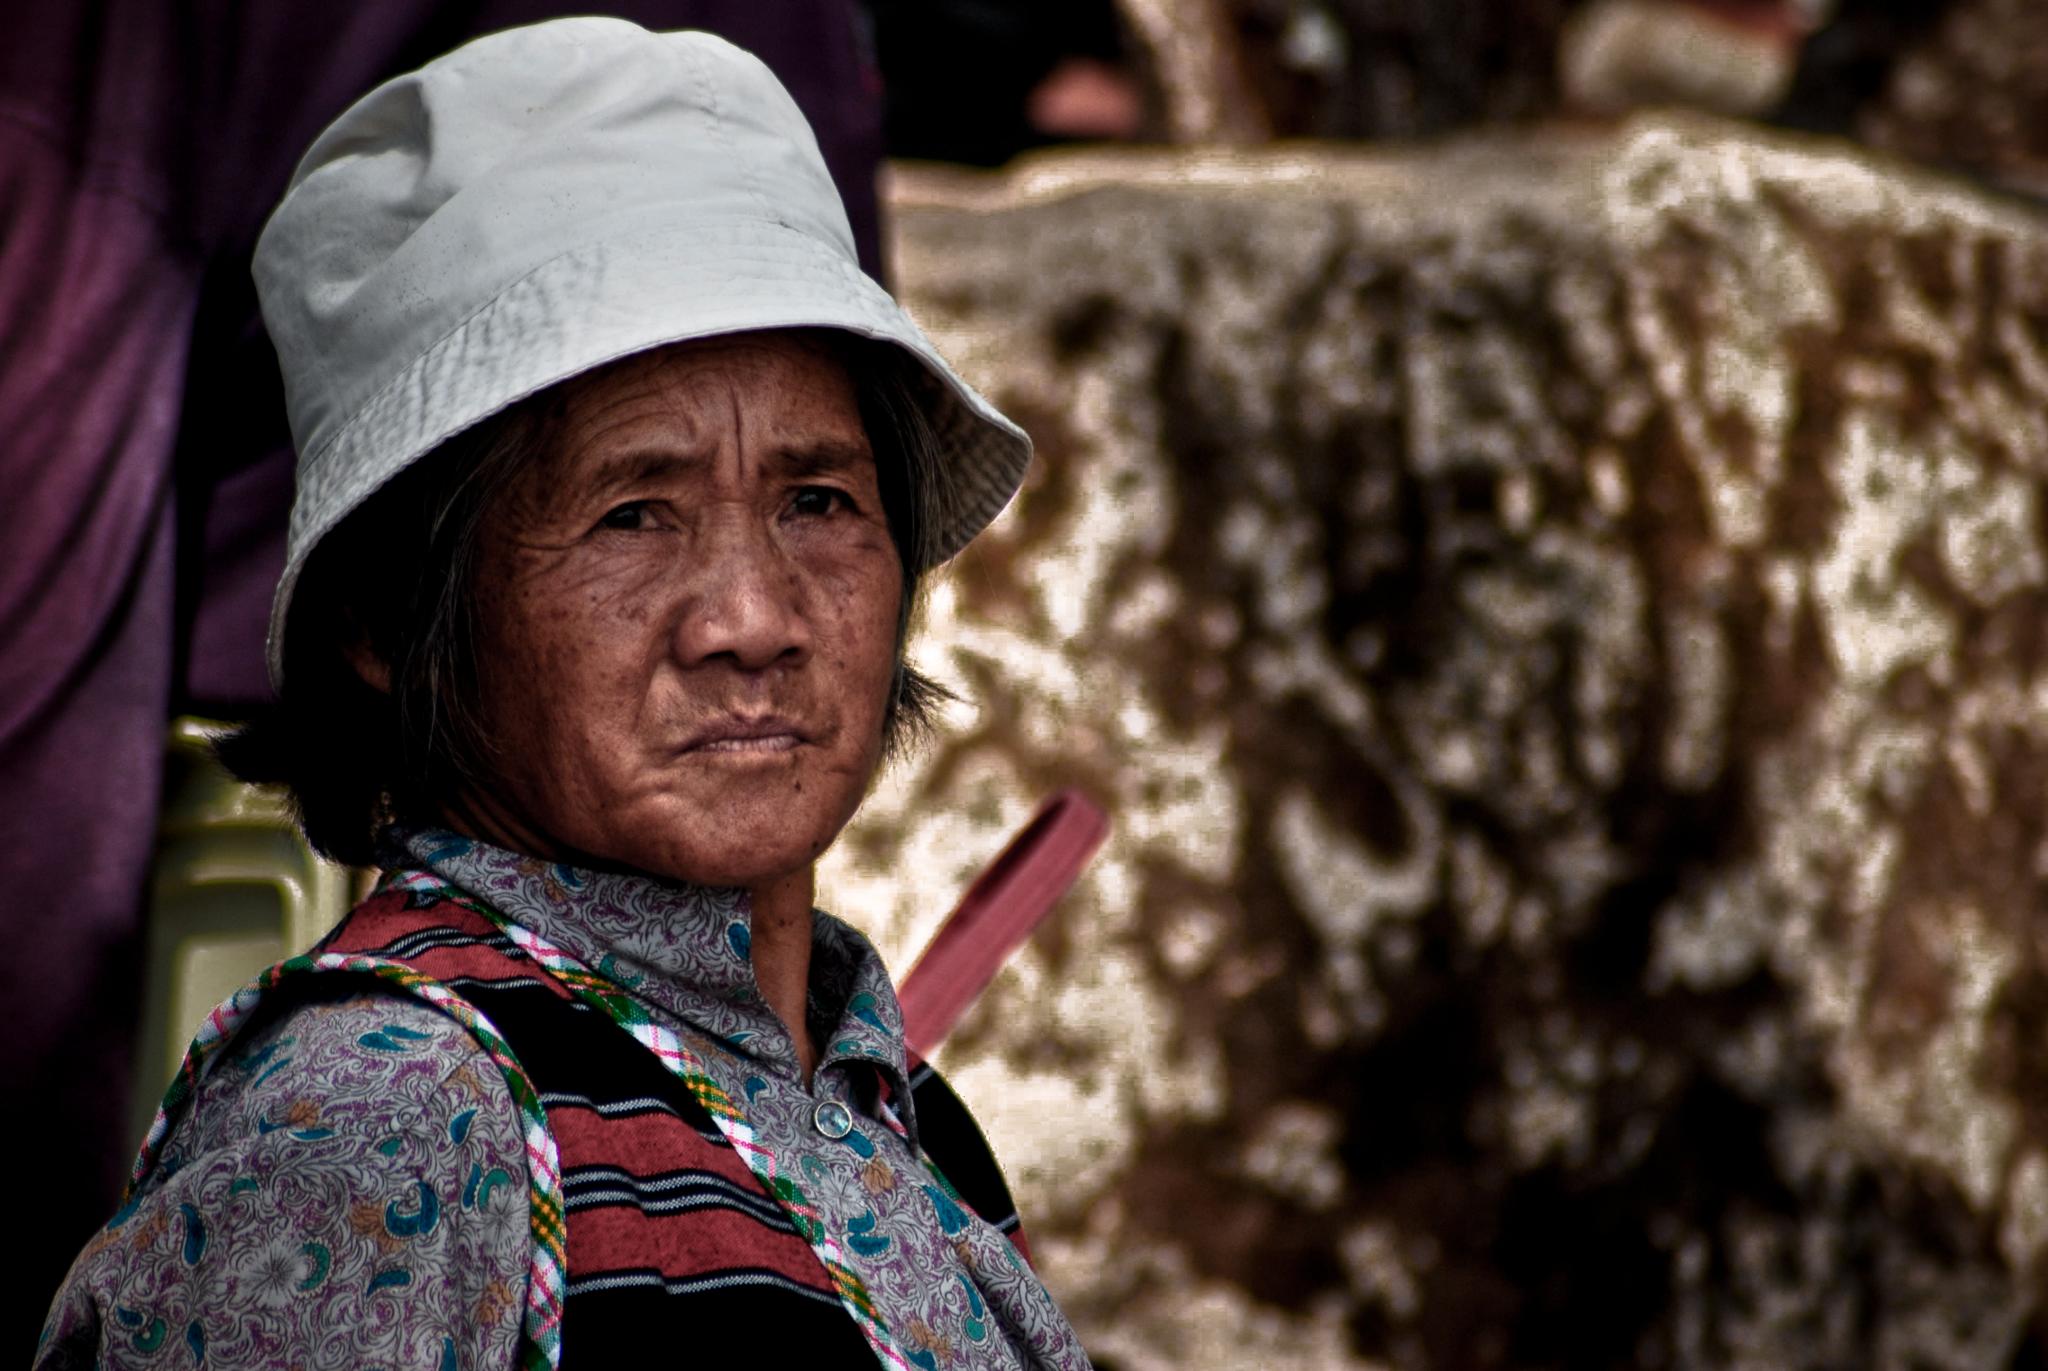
[381,331,903,1078]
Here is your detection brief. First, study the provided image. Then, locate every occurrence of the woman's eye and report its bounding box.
[790,486,852,517]
[598,501,652,531]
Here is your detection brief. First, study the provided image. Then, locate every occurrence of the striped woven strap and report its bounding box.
[131,951,567,1371]
[388,870,919,1371]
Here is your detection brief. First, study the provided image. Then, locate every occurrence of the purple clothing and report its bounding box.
[1,3,884,1334]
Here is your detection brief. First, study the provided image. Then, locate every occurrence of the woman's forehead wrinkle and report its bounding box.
[549,376,716,498]
[577,366,715,451]
[696,346,846,469]
[529,337,868,514]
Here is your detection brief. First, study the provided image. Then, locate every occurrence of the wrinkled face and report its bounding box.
[462,331,903,888]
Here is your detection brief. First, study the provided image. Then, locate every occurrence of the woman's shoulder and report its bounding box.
[316,876,500,955]
[37,990,528,1370]
[904,1057,1034,1256]
[170,987,516,1163]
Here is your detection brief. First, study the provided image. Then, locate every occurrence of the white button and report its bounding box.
[813,1099,854,1140]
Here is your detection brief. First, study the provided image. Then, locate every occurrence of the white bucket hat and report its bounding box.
[254,16,1030,686]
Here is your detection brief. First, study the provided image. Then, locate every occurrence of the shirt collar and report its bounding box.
[395,827,915,1129]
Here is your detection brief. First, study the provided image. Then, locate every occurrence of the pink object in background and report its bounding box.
[897,790,1110,1058]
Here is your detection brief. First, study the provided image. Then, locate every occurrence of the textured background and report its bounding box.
[819,115,2048,1369]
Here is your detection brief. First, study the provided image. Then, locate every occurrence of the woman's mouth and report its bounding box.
[694,732,802,754]
[681,714,810,754]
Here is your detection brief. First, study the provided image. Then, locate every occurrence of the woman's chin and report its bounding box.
[588,809,847,893]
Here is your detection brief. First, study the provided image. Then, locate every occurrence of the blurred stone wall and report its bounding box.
[820,114,2048,1369]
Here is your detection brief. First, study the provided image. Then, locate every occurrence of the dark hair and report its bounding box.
[219,336,953,867]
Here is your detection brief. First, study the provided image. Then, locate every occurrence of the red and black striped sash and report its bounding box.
[314,886,1028,1364]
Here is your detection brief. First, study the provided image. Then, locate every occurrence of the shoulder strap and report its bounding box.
[130,950,567,1371]
[394,873,929,1371]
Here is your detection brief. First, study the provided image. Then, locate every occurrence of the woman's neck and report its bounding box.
[747,866,821,1085]
[434,792,823,1084]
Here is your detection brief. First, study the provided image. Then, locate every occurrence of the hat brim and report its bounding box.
[266,218,1029,685]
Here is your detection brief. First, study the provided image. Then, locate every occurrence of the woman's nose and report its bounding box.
[670,514,812,672]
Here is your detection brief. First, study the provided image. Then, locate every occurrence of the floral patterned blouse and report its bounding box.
[37,829,1089,1370]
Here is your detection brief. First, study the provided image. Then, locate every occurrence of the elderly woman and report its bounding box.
[39,19,1089,1371]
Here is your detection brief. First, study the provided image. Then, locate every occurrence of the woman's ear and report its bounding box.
[341,613,393,694]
